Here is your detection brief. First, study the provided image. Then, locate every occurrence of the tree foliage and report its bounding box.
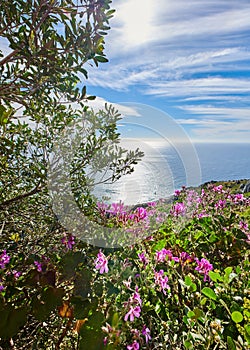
[0,1,143,348]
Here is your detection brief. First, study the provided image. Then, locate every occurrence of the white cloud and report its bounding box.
[85,96,141,117]
[145,77,250,98]
[179,106,250,120]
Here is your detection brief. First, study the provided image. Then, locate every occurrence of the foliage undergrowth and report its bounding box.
[0,182,249,349]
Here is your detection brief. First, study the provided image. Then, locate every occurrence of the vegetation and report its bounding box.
[0,1,249,349]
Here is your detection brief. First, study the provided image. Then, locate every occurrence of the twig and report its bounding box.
[0,183,42,208]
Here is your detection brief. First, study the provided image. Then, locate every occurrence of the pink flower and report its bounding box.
[142,325,151,343]
[123,277,132,289]
[95,250,109,274]
[171,202,186,217]
[215,199,226,210]
[154,270,170,295]
[180,251,192,263]
[213,185,224,193]
[138,252,149,265]
[233,193,244,203]
[12,270,21,279]
[155,249,179,263]
[147,201,156,207]
[155,248,168,263]
[0,250,10,269]
[131,287,142,305]
[107,202,125,215]
[239,220,248,231]
[62,234,75,250]
[127,340,140,350]
[136,207,147,220]
[124,305,141,322]
[97,201,109,216]
[195,258,213,281]
[174,189,181,196]
[196,210,208,219]
[34,260,42,272]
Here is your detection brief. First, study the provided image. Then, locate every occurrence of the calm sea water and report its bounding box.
[92,142,249,205]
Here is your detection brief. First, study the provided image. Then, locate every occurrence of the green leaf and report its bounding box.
[73,268,92,299]
[79,328,104,350]
[111,312,119,327]
[86,95,96,100]
[227,336,236,350]
[184,340,193,349]
[79,311,105,350]
[153,239,166,252]
[187,311,195,318]
[201,287,217,301]
[224,266,233,276]
[209,271,222,282]
[231,311,243,323]
[32,287,64,321]
[0,305,28,339]
[71,296,98,320]
[95,56,109,63]
[60,251,84,280]
[190,283,197,292]
[185,276,193,286]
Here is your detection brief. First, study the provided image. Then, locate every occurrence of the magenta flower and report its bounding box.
[97,201,109,216]
[34,260,42,272]
[215,199,226,210]
[213,185,224,193]
[155,249,179,263]
[0,284,4,292]
[131,287,142,306]
[197,210,208,219]
[124,305,141,322]
[12,270,22,279]
[233,193,244,203]
[147,201,156,207]
[155,248,168,263]
[0,250,10,269]
[174,189,181,196]
[136,207,147,220]
[62,234,75,250]
[180,251,192,263]
[107,202,125,216]
[95,250,109,274]
[239,220,248,231]
[142,325,151,343]
[166,249,179,262]
[127,340,140,350]
[195,258,213,281]
[171,202,186,217]
[154,270,170,295]
[138,252,149,266]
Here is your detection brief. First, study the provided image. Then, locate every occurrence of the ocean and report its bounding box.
[92,142,250,205]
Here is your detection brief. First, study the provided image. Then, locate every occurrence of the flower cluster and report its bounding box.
[195,258,213,281]
[124,287,142,322]
[154,269,170,295]
[61,233,75,250]
[171,202,186,217]
[34,260,43,272]
[155,248,179,263]
[0,250,10,269]
[95,250,109,274]
[126,325,151,349]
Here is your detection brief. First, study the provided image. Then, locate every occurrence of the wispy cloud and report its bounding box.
[78,1,250,141]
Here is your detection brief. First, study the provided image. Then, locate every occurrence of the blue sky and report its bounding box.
[85,0,250,143]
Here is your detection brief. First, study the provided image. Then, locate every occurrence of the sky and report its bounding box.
[85,0,250,143]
